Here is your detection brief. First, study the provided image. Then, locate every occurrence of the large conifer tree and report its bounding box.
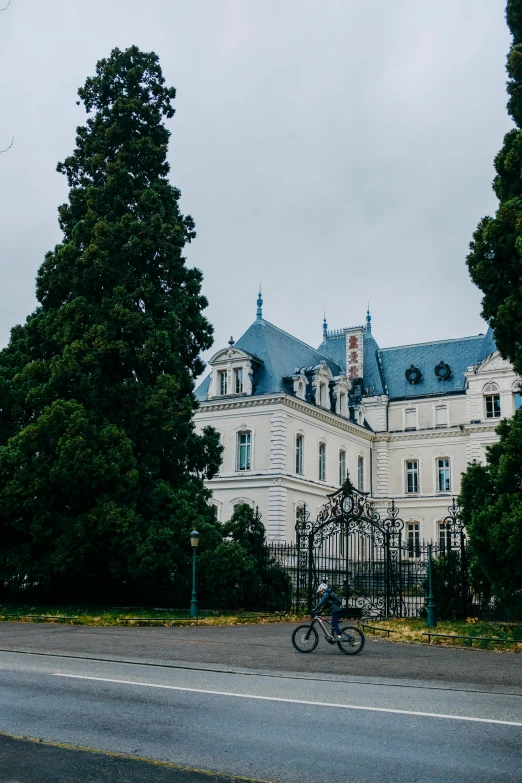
[467,0,522,374]
[0,47,222,598]
[461,1,522,613]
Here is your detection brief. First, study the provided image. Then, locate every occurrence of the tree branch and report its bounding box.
[0,136,14,153]
[0,1,11,11]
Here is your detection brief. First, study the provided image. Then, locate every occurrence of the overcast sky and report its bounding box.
[0,0,513,366]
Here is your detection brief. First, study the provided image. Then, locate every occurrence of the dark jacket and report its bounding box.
[312,588,342,616]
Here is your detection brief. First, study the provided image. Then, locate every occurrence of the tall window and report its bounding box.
[484,383,501,418]
[405,408,416,430]
[318,443,326,481]
[234,368,244,394]
[407,522,420,558]
[435,405,448,427]
[295,435,304,475]
[338,391,348,417]
[219,370,228,396]
[357,455,364,491]
[439,521,452,553]
[437,458,451,492]
[319,383,328,408]
[296,504,304,527]
[339,450,346,486]
[406,460,419,493]
[514,386,522,412]
[236,431,251,471]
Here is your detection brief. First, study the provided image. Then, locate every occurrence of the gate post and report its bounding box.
[427,543,437,627]
[384,528,390,618]
[307,532,314,613]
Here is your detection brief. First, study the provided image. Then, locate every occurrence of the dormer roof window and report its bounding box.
[311,361,334,411]
[207,344,261,399]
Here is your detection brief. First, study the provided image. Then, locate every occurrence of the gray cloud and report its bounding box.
[0,0,513,365]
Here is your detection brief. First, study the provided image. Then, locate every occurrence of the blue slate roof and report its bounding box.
[195,316,497,404]
[195,319,343,401]
[377,334,491,399]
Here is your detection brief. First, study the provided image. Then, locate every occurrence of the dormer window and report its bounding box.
[207,345,260,399]
[219,370,228,396]
[319,382,328,407]
[312,362,333,411]
[333,375,350,417]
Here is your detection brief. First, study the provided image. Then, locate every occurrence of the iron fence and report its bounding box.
[267,481,472,619]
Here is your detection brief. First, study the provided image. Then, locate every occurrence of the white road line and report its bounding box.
[53,673,522,727]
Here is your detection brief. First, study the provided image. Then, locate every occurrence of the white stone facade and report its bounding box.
[195,313,521,543]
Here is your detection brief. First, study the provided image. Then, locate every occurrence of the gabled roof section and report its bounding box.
[195,319,343,400]
[378,334,491,400]
[235,319,342,395]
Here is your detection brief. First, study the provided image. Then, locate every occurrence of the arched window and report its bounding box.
[483,382,500,419]
[513,382,522,413]
[407,521,420,558]
[295,435,304,475]
[236,431,251,471]
[318,442,326,481]
[405,460,419,493]
[357,455,364,491]
[437,458,451,492]
[339,450,346,486]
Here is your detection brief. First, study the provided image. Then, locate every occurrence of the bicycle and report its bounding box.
[292,613,365,655]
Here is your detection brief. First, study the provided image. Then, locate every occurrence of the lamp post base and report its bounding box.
[189,598,198,619]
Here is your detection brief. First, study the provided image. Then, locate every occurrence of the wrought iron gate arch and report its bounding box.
[295,476,406,618]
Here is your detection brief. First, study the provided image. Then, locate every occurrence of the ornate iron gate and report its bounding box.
[295,477,406,617]
[290,480,471,619]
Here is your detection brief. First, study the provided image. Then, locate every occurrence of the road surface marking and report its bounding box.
[53,673,522,727]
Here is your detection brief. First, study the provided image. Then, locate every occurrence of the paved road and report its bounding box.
[0,621,520,691]
[1,648,521,783]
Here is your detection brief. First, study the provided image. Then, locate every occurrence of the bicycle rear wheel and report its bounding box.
[292,624,319,653]
[337,625,365,655]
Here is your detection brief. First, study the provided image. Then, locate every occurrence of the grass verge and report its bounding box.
[0,604,304,627]
[363,617,522,652]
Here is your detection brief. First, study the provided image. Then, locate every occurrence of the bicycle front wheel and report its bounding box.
[337,625,365,655]
[292,624,319,653]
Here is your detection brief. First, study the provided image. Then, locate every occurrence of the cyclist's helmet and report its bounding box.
[317,582,328,594]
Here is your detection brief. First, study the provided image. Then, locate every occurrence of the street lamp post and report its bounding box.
[427,542,437,628]
[189,529,199,618]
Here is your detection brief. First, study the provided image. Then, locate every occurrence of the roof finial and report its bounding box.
[366,304,371,334]
[256,284,263,321]
[323,312,328,341]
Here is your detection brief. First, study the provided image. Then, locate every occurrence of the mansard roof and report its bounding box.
[195,318,343,401]
[195,314,498,404]
[377,333,493,399]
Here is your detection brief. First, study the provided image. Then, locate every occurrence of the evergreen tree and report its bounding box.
[461,2,522,614]
[460,413,522,613]
[0,47,222,599]
[199,505,292,611]
[466,0,522,375]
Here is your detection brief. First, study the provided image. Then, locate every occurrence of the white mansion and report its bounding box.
[195,293,521,545]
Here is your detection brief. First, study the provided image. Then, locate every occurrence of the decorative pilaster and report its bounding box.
[270,412,287,471]
[268,478,287,540]
[375,438,390,497]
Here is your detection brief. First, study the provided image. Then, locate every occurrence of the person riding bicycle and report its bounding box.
[312,583,343,640]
